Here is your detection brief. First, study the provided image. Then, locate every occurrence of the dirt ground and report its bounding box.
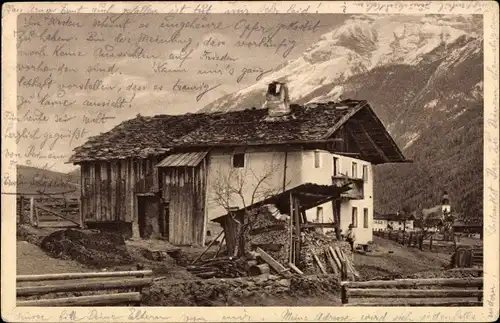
[16,228,468,306]
[354,236,451,279]
[17,241,89,275]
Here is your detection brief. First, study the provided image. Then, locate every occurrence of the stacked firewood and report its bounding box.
[186,257,247,279]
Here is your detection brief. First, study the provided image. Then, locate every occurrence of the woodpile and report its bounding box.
[299,230,359,279]
[186,257,247,279]
[243,206,290,266]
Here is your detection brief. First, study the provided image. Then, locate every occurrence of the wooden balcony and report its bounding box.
[332,175,364,200]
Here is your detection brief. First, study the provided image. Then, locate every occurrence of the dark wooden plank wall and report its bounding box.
[162,160,207,246]
[80,158,160,223]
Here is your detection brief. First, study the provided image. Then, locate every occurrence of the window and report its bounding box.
[232,153,245,168]
[314,151,321,168]
[316,207,323,223]
[362,165,368,182]
[352,162,358,178]
[363,208,369,228]
[333,157,339,176]
[351,207,358,228]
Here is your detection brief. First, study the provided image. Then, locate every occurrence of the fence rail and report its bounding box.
[341,275,483,306]
[16,195,82,229]
[17,270,153,307]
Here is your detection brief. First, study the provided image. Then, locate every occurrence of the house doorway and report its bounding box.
[137,194,160,239]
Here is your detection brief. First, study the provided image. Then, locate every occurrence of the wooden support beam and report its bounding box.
[191,231,224,265]
[312,251,327,274]
[325,249,339,275]
[17,292,142,307]
[256,247,292,278]
[329,247,342,271]
[300,210,307,225]
[288,262,304,275]
[356,123,391,163]
[17,278,152,297]
[293,196,301,265]
[324,102,366,138]
[17,270,153,282]
[295,191,332,199]
[302,223,337,229]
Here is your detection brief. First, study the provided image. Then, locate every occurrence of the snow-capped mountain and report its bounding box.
[199,14,484,219]
[200,14,481,114]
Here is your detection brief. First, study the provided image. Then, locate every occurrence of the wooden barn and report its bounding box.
[69,88,407,247]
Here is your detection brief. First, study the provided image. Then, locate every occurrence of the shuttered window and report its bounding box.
[352,162,358,178]
[352,207,358,228]
[363,208,369,228]
[314,151,321,168]
[333,157,339,176]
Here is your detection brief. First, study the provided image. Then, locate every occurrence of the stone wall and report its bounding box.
[143,274,340,306]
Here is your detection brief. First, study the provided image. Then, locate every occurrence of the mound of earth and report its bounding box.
[17,224,55,246]
[40,229,133,268]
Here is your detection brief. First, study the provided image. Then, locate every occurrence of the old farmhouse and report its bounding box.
[68,82,408,247]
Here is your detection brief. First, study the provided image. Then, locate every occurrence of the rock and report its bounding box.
[277,279,291,287]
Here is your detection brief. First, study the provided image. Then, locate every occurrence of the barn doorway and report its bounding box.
[137,194,160,239]
[159,202,170,239]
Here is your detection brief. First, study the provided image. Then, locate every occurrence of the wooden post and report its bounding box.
[293,196,301,266]
[29,197,35,226]
[341,259,348,280]
[78,197,85,229]
[341,284,348,304]
[289,193,294,264]
[19,196,27,224]
[429,235,433,251]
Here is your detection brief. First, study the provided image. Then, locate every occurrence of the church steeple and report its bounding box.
[441,190,450,214]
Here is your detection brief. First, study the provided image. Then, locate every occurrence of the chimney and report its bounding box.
[263,81,291,117]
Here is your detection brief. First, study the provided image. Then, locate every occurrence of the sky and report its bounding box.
[12,13,350,173]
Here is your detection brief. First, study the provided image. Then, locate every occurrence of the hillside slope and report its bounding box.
[15,165,80,198]
[310,36,484,217]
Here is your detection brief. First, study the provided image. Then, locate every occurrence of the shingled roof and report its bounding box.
[69,99,407,164]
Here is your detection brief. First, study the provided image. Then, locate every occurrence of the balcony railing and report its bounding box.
[332,175,364,199]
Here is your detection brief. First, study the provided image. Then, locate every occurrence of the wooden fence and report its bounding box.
[17,270,153,306]
[373,230,454,251]
[341,276,483,306]
[17,195,82,229]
